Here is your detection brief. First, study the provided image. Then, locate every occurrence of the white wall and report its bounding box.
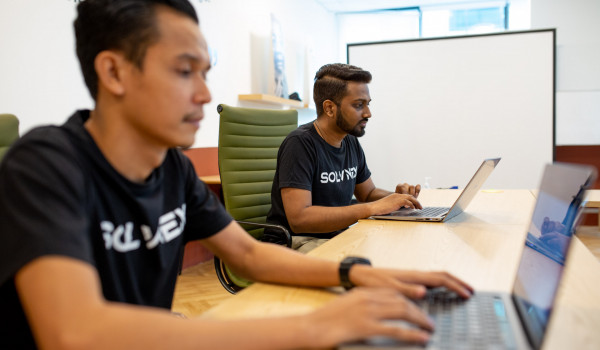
[2,0,597,148]
[531,0,600,146]
[194,0,337,146]
[0,1,90,136]
[0,0,337,148]
[337,9,421,61]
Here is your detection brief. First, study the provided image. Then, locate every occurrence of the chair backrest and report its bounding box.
[0,114,19,163]
[217,104,298,238]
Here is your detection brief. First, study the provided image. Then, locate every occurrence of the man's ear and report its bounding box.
[323,100,337,118]
[94,51,128,97]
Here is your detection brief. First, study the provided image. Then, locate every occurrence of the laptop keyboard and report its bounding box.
[396,207,449,217]
[417,289,518,350]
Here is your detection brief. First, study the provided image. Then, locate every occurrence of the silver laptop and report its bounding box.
[340,162,597,350]
[371,158,501,222]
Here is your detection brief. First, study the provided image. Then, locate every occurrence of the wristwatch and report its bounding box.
[339,256,372,290]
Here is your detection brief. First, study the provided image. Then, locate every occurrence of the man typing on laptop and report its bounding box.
[267,63,422,252]
[0,2,474,348]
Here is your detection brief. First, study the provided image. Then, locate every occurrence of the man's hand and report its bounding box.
[307,288,433,347]
[349,265,474,300]
[541,217,568,236]
[540,217,570,256]
[368,193,422,216]
[396,183,421,198]
[539,232,570,256]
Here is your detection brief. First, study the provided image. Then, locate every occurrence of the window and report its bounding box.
[450,7,506,32]
[338,8,420,61]
[422,2,508,37]
[338,1,530,61]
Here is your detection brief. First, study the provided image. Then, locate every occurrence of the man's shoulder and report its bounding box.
[15,110,86,148]
[11,124,72,156]
[283,122,318,145]
[288,122,314,137]
[3,111,90,172]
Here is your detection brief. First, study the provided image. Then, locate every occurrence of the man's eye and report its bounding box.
[177,68,192,77]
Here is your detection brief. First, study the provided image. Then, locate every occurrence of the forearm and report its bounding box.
[195,315,325,350]
[205,223,341,287]
[102,307,325,350]
[18,256,330,350]
[43,301,323,350]
[363,188,393,202]
[288,203,373,234]
[230,241,340,287]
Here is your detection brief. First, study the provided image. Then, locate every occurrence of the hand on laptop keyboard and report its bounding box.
[423,286,463,302]
[368,193,423,216]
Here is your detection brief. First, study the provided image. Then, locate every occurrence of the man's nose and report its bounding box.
[363,106,372,118]
[193,77,212,105]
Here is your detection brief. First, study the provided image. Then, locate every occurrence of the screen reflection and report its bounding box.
[512,163,595,349]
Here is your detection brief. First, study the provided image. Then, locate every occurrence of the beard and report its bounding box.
[335,109,367,137]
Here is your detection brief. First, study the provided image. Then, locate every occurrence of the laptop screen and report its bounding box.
[448,158,501,218]
[511,163,596,349]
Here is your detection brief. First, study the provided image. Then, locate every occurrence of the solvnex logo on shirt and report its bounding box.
[320,166,357,184]
[101,204,186,253]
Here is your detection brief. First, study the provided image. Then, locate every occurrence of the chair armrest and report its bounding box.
[236,220,292,248]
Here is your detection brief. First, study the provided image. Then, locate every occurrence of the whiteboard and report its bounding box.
[348,30,555,190]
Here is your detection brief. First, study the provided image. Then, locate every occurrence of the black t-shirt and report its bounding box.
[0,110,232,349]
[267,122,371,238]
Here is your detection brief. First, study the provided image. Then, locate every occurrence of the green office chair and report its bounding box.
[0,114,19,163]
[214,104,296,294]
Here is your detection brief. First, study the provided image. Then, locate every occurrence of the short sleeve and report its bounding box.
[177,151,232,241]
[0,128,93,285]
[276,135,317,191]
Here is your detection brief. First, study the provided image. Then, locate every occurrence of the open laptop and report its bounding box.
[340,162,597,350]
[371,158,501,222]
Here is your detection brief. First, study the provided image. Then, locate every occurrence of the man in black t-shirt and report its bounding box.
[0,1,474,349]
[268,64,423,251]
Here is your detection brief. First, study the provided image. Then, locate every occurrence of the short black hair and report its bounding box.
[74,0,199,100]
[313,63,372,116]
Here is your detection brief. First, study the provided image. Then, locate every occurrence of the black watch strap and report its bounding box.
[339,256,372,290]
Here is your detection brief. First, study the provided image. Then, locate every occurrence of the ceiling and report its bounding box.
[313,0,489,13]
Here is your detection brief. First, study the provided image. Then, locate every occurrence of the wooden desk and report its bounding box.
[585,189,600,229]
[198,175,222,200]
[199,175,221,185]
[201,189,600,350]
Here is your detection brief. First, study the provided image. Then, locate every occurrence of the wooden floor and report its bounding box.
[171,260,234,317]
[171,226,600,317]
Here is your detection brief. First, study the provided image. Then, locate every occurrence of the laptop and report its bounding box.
[339,162,597,350]
[371,158,501,222]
